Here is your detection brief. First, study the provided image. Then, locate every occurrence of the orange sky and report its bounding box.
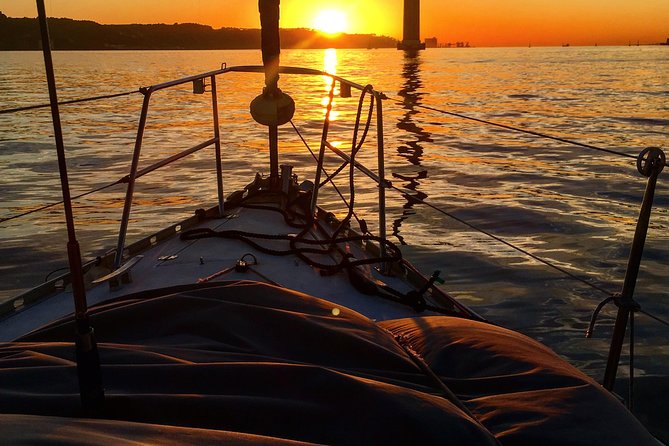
[1,0,667,46]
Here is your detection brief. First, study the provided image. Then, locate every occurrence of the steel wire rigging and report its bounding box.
[383,94,640,161]
[288,86,668,348]
[0,90,141,115]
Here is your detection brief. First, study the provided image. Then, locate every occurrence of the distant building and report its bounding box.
[397,0,426,50]
[425,37,438,48]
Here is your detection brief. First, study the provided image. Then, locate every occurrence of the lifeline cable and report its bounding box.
[290,108,615,298]
[385,95,639,161]
[0,90,141,115]
[639,309,669,328]
[289,119,356,214]
[387,181,615,297]
[0,179,122,224]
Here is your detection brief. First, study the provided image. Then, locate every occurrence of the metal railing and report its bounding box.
[2,62,666,401]
[113,67,228,268]
[113,65,392,270]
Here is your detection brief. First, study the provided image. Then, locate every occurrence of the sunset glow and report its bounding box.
[313,9,348,35]
[321,48,340,122]
[0,0,667,46]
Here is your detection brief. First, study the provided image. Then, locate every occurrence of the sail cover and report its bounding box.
[0,281,657,445]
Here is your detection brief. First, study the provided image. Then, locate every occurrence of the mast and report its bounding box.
[259,0,281,94]
[36,0,104,416]
[251,0,295,187]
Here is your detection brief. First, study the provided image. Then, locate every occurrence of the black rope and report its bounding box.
[181,219,460,314]
[180,225,401,272]
[0,179,122,224]
[385,96,638,160]
[241,202,309,229]
[44,266,69,282]
[586,296,615,338]
[0,90,140,115]
[286,85,377,273]
[293,89,616,300]
[331,85,375,241]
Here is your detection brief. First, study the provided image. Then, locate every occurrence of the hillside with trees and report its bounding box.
[0,14,396,50]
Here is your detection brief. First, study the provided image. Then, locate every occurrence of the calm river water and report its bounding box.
[1,47,668,381]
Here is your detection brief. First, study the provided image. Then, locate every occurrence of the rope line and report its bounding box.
[290,121,350,206]
[385,96,638,161]
[386,181,614,297]
[0,180,122,224]
[639,309,669,328]
[289,93,614,297]
[0,90,140,115]
[0,80,647,301]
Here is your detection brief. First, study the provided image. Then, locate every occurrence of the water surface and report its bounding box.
[1,47,667,381]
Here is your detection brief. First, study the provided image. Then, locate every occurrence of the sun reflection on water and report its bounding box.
[322,48,340,121]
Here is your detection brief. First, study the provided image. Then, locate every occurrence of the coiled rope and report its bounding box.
[289,101,616,298]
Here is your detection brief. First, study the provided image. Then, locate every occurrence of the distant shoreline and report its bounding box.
[0,15,396,50]
[1,44,666,52]
[1,15,666,50]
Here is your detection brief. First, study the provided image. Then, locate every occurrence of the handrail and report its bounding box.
[227,65,369,92]
[140,67,229,94]
[114,70,226,268]
[112,65,389,270]
[132,138,218,180]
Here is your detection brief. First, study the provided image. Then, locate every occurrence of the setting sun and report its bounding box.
[312,9,348,35]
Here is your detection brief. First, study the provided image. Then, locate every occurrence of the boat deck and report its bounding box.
[1,200,444,341]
